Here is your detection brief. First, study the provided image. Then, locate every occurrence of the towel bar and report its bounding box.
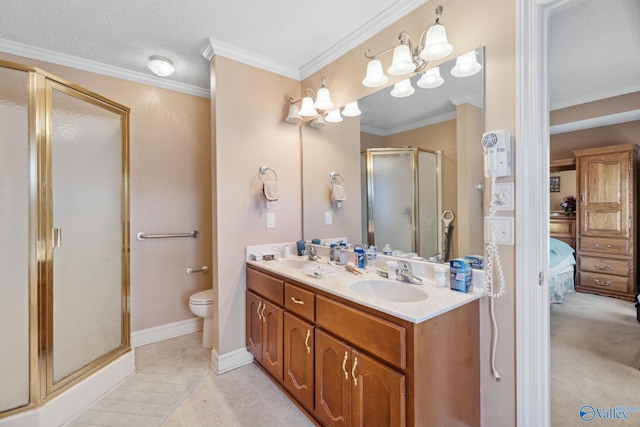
[136,230,199,241]
[186,266,209,275]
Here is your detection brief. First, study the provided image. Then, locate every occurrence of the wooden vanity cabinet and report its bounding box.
[246,264,480,427]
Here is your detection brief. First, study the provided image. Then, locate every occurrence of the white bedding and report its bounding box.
[549,237,576,304]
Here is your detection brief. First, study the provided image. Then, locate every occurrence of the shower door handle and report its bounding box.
[52,228,62,248]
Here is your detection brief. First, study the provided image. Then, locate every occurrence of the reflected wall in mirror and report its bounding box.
[302,47,485,259]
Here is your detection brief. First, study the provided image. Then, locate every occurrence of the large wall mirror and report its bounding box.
[302,47,485,260]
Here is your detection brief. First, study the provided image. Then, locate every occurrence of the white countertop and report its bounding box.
[246,255,485,324]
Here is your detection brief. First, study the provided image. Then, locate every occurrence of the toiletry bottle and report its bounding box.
[383,244,392,255]
[366,245,377,271]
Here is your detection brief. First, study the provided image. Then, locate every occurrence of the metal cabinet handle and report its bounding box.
[352,356,358,387]
[594,264,611,270]
[257,301,263,321]
[342,351,349,380]
[594,243,612,249]
[260,303,266,322]
[594,279,611,287]
[52,228,62,248]
[305,329,311,354]
[290,297,305,305]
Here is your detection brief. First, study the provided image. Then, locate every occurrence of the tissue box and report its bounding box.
[464,255,484,270]
[450,258,473,293]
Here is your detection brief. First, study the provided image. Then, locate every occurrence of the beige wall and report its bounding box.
[303,2,516,424]
[213,56,302,354]
[0,52,212,333]
[550,91,640,126]
[551,121,640,159]
[549,170,576,212]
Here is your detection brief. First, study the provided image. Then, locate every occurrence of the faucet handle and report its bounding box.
[398,260,412,271]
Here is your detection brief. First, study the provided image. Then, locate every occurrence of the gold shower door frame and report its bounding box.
[0,60,130,416]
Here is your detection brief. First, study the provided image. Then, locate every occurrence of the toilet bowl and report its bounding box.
[189,289,214,348]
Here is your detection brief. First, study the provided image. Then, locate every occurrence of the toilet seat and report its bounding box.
[189,289,213,305]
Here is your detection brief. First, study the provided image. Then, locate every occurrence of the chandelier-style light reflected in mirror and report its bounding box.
[285,104,303,123]
[309,116,326,128]
[342,101,362,117]
[450,50,482,77]
[148,55,174,77]
[362,5,452,87]
[325,110,343,123]
[362,59,388,87]
[417,66,444,89]
[390,79,415,98]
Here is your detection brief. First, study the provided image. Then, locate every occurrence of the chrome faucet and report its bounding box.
[428,253,443,263]
[396,261,423,285]
[302,244,321,261]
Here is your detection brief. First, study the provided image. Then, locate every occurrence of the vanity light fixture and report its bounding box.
[147,55,174,77]
[450,50,482,77]
[286,76,333,122]
[342,101,362,117]
[309,116,326,128]
[362,5,453,87]
[390,79,415,98]
[416,66,444,89]
[325,109,343,123]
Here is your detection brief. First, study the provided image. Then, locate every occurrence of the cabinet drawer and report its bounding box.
[246,267,284,305]
[316,295,406,370]
[285,283,315,322]
[578,271,630,294]
[550,218,575,238]
[578,237,628,256]
[578,256,630,276]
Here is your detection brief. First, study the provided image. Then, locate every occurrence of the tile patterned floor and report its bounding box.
[136,332,315,427]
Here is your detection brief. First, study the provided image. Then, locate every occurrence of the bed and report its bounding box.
[550,237,576,303]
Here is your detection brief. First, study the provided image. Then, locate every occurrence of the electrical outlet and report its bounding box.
[494,182,514,211]
[324,211,333,226]
[266,212,276,229]
[484,216,514,245]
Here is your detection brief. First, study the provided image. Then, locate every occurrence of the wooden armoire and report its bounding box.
[574,144,639,301]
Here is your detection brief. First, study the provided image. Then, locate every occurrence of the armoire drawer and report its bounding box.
[578,237,628,256]
[577,271,630,294]
[578,256,629,277]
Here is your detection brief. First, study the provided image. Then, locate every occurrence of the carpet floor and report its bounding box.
[551,292,640,426]
[65,366,208,427]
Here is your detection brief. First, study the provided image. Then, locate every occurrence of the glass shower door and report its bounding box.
[47,81,127,391]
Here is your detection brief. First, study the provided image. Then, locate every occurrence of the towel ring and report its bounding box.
[259,165,277,184]
[329,172,344,185]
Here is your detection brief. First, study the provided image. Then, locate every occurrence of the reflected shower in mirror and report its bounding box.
[302,47,485,259]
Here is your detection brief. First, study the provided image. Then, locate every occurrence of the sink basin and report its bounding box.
[267,258,312,269]
[349,279,428,303]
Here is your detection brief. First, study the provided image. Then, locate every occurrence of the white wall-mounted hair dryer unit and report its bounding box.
[482,129,511,178]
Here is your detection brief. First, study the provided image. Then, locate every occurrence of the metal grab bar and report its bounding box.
[136,230,199,241]
[186,266,209,275]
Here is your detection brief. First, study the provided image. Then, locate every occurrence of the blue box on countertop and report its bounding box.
[464,255,484,270]
[450,258,473,293]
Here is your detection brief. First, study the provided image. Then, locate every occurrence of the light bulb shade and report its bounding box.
[342,101,362,117]
[419,23,453,61]
[417,66,444,89]
[387,44,415,75]
[148,55,174,77]
[390,79,415,98]
[325,110,343,123]
[285,104,302,123]
[309,116,326,128]
[314,87,334,110]
[299,96,317,116]
[362,59,388,87]
[451,51,482,77]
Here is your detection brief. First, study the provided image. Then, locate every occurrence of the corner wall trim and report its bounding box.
[131,317,203,348]
[210,347,254,375]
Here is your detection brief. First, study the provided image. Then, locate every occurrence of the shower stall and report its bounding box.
[363,148,442,258]
[0,61,130,417]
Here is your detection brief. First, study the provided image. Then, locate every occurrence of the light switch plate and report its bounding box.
[324,211,333,225]
[266,212,276,229]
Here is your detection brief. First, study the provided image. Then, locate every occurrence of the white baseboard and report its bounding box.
[210,347,254,374]
[131,317,203,347]
[0,351,135,427]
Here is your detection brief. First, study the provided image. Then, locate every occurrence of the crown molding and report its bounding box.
[299,0,428,80]
[550,85,640,111]
[361,111,456,136]
[449,93,483,109]
[550,109,640,135]
[206,38,300,80]
[0,38,210,98]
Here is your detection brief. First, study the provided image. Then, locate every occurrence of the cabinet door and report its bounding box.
[315,330,351,427]
[579,151,630,238]
[284,312,314,410]
[351,349,406,427]
[262,299,284,382]
[246,291,263,362]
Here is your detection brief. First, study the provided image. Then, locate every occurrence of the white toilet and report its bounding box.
[189,289,214,348]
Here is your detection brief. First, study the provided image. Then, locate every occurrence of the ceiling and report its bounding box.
[0,0,638,115]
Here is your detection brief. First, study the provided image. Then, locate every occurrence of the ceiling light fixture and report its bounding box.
[362,5,453,87]
[148,55,174,77]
